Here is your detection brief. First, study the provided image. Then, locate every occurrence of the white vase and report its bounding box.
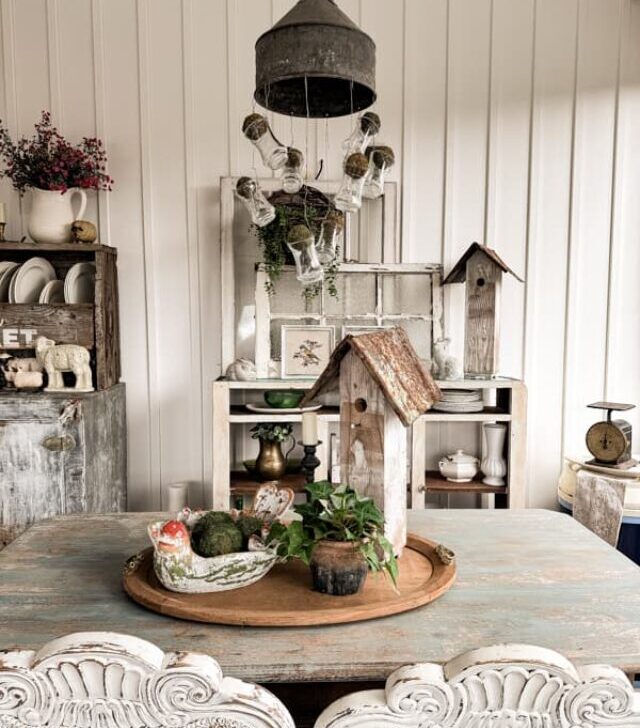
[481,423,507,486]
[28,187,87,244]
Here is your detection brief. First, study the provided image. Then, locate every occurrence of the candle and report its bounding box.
[302,411,318,445]
[166,482,189,512]
[0,203,6,223]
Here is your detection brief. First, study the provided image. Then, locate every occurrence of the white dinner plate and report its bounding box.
[39,279,65,304]
[245,403,323,414]
[0,262,18,302]
[11,257,56,303]
[64,262,96,303]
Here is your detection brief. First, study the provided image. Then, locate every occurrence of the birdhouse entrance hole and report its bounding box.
[476,277,486,287]
[354,398,368,413]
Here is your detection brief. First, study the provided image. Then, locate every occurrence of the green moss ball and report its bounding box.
[191,515,243,558]
[236,514,263,540]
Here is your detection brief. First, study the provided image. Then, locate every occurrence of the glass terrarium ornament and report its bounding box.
[282,148,304,194]
[363,145,395,199]
[242,113,288,171]
[287,224,324,285]
[316,210,344,264]
[335,153,369,213]
[342,111,381,155]
[236,176,276,228]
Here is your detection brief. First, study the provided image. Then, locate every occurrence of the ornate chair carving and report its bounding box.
[315,644,640,727]
[0,631,294,728]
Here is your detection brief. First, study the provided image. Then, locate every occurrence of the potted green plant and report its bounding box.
[250,423,295,481]
[268,481,398,596]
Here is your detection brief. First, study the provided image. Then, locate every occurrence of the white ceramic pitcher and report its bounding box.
[28,187,87,244]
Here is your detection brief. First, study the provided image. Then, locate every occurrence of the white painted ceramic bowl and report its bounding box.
[148,483,294,594]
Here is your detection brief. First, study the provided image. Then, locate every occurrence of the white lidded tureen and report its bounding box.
[438,450,480,483]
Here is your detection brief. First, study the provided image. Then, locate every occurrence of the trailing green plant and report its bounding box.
[268,481,398,586]
[250,423,293,443]
[251,198,341,300]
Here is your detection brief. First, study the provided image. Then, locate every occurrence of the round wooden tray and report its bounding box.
[123,533,456,627]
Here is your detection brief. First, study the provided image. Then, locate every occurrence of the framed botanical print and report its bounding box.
[281,325,335,378]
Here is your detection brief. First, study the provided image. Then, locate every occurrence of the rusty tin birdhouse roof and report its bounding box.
[443,242,524,284]
[302,327,441,427]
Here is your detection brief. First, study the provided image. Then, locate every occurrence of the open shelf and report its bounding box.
[420,406,511,422]
[229,406,340,423]
[230,471,307,496]
[425,471,507,495]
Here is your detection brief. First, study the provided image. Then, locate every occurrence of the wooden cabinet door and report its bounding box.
[0,418,69,546]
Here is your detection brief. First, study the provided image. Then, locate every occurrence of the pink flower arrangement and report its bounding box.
[0,111,113,195]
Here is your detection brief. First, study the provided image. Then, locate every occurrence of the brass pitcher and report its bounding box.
[255,436,295,481]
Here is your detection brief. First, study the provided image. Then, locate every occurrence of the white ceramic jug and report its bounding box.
[28,187,87,244]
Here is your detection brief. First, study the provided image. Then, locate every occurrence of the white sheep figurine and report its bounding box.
[35,336,93,392]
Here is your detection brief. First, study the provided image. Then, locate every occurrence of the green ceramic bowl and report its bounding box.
[243,458,303,477]
[264,390,305,409]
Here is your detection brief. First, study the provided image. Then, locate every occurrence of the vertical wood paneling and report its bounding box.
[0,0,637,511]
[143,1,201,502]
[401,0,448,264]
[187,0,230,506]
[443,0,493,362]
[101,0,152,508]
[524,0,579,508]
[485,0,534,379]
[606,0,640,438]
[562,0,622,457]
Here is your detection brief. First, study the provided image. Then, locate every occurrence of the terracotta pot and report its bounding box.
[310,540,368,596]
[255,438,287,481]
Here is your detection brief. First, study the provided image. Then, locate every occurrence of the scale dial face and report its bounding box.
[586,422,628,464]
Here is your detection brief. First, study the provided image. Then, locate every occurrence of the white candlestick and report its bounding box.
[166,482,189,512]
[0,203,6,223]
[302,411,318,445]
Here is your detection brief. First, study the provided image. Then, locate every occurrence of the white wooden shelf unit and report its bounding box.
[212,377,526,510]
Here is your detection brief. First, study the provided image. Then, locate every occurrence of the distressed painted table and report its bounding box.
[1,510,640,682]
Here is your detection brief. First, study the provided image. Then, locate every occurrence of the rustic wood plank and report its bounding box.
[425,472,507,495]
[0,304,94,349]
[0,240,117,253]
[464,249,502,376]
[508,381,528,508]
[94,249,121,389]
[410,418,427,509]
[1,510,639,681]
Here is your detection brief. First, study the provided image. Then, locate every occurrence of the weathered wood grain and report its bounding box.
[94,249,121,390]
[0,385,126,548]
[464,249,502,376]
[1,510,639,682]
[0,304,94,348]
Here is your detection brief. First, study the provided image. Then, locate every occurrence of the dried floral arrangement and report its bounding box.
[0,111,113,195]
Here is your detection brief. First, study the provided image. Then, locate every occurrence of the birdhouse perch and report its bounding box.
[443,243,524,378]
[302,327,441,555]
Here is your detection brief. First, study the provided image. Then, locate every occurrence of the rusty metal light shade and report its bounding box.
[255,0,376,118]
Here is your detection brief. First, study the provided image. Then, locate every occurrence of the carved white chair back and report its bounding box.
[0,631,295,728]
[314,644,640,728]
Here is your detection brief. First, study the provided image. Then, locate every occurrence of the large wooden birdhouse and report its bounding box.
[303,327,440,555]
[443,243,524,378]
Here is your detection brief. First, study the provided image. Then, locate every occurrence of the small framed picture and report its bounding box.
[281,325,335,378]
[341,324,392,339]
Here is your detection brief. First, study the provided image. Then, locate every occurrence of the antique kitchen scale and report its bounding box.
[585,402,637,469]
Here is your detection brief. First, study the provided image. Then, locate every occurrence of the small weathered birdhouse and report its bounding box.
[303,327,440,555]
[443,243,524,378]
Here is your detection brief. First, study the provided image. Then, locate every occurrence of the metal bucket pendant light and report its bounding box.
[255,0,376,118]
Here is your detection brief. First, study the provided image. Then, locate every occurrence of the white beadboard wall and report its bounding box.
[1,0,639,510]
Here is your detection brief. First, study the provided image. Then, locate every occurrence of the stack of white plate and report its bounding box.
[433,389,484,413]
[0,258,95,304]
